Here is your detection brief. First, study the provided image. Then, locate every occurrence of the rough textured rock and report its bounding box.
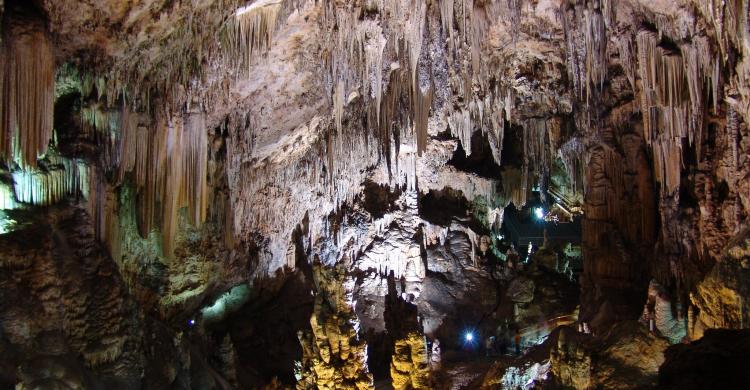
[296,264,373,390]
[689,226,750,338]
[550,322,669,390]
[659,328,750,390]
[507,277,535,304]
[1,0,750,387]
[389,332,431,390]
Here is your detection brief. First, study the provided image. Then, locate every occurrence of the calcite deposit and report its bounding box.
[1,0,750,388]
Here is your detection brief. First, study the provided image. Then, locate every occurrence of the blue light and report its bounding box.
[465,332,474,342]
[189,319,195,326]
[534,207,545,220]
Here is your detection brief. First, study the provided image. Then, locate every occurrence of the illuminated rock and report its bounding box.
[296,264,373,390]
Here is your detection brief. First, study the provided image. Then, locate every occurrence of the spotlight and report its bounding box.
[465,332,474,342]
[534,207,545,220]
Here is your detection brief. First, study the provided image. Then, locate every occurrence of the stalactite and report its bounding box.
[222,0,283,75]
[727,107,740,177]
[616,36,636,94]
[559,137,586,194]
[448,108,473,155]
[502,168,527,209]
[562,1,608,106]
[0,21,55,167]
[524,119,550,178]
[407,1,426,92]
[161,118,184,257]
[0,180,16,210]
[440,0,455,55]
[414,86,432,156]
[361,22,386,127]
[117,108,140,182]
[108,111,210,257]
[11,154,88,207]
[405,0,431,157]
[334,80,345,137]
[635,29,701,195]
[183,113,209,227]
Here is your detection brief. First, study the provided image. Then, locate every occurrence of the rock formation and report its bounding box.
[0,0,749,388]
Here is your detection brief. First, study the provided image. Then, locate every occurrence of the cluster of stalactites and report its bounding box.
[497,118,552,209]
[446,88,511,167]
[8,154,89,208]
[231,111,381,267]
[439,0,515,168]
[635,29,720,195]
[559,136,587,195]
[116,112,209,256]
[562,0,609,106]
[0,21,55,168]
[323,0,434,182]
[222,0,283,76]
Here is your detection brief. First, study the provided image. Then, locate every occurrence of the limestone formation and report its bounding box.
[0,0,749,388]
[296,264,373,390]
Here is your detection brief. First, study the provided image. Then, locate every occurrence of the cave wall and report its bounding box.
[0,0,749,387]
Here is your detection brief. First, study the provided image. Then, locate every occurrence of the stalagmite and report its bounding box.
[0,21,55,167]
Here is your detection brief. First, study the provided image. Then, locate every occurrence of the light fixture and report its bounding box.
[189,319,196,326]
[465,332,474,342]
[534,207,545,220]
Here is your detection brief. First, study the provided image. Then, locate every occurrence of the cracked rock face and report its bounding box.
[1,0,750,388]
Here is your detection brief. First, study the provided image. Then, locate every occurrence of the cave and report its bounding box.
[1,0,750,389]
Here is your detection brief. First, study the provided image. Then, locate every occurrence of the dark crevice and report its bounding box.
[447,131,502,180]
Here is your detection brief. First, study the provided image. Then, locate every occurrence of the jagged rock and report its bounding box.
[390,332,431,390]
[507,277,535,304]
[550,328,593,389]
[296,264,373,389]
[689,227,750,337]
[550,322,669,390]
[1,0,750,387]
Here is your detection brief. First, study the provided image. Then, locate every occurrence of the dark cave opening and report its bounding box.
[447,131,503,180]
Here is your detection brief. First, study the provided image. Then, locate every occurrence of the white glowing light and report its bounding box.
[235,0,282,17]
[0,218,14,234]
[0,211,16,234]
[189,319,195,326]
[200,283,251,324]
[534,207,545,219]
[465,332,474,342]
